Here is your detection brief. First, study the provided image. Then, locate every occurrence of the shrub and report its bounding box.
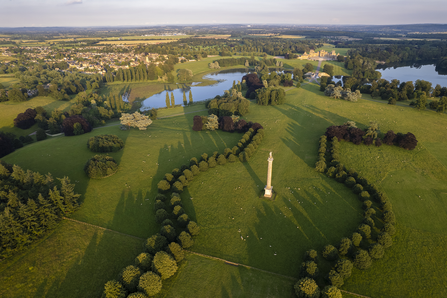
[138,272,162,297]
[352,232,362,247]
[377,232,393,248]
[192,115,203,131]
[177,213,189,227]
[84,155,118,178]
[178,231,194,248]
[322,245,338,261]
[14,108,37,129]
[338,237,352,256]
[155,209,169,223]
[103,280,127,298]
[199,160,208,171]
[173,205,185,217]
[321,285,342,298]
[135,252,153,271]
[152,251,178,280]
[353,250,372,270]
[62,115,92,136]
[120,265,142,292]
[359,190,371,201]
[157,180,170,193]
[383,130,396,145]
[368,243,385,259]
[299,261,319,279]
[304,249,318,262]
[154,200,166,211]
[87,134,124,152]
[187,221,200,236]
[145,234,168,254]
[352,184,363,194]
[382,223,396,236]
[160,225,177,242]
[335,259,353,279]
[326,270,343,288]
[167,242,184,262]
[36,128,47,141]
[172,181,184,193]
[294,277,320,298]
[375,138,383,147]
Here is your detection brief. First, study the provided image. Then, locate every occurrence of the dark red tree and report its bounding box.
[250,122,264,132]
[192,115,203,131]
[14,108,37,129]
[383,130,396,145]
[62,115,92,136]
[219,116,235,132]
[398,132,418,150]
[235,119,249,133]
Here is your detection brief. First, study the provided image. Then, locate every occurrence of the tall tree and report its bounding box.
[170,92,175,107]
[189,91,193,104]
[166,92,170,108]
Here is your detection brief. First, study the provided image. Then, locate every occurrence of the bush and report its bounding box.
[160,225,177,242]
[322,245,338,261]
[383,130,396,145]
[187,221,200,236]
[178,231,194,248]
[167,242,184,262]
[382,223,396,236]
[300,261,319,279]
[353,249,372,270]
[103,280,127,298]
[84,155,118,178]
[338,237,352,256]
[36,128,47,141]
[152,251,178,280]
[157,180,171,193]
[352,232,362,247]
[177,213,190,227]
[294,277,320,298]
[14,108,37,129]
[135,253,153,271]
[335,259,353,279]
[368,243,385,259]
[138,272,162,297]
[326,270,343,288]
[321,285,342,298]
[120,265,142,292]
[62,115,92,136]
[377,232,393,248]
[145,234,168,255]
[87,134,124,152]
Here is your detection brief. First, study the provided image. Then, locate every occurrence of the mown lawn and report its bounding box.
[1,72,447,297]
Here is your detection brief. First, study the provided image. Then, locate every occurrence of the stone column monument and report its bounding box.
[264,152,274,198]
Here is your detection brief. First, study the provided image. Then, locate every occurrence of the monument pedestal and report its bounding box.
[264,186,273,198]
[263,152,274,199]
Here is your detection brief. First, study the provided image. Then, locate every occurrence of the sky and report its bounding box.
[1,0,447,27]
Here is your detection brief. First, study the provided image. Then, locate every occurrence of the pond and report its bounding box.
[141,69,249,110]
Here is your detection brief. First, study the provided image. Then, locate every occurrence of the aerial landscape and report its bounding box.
[1,1,447,298]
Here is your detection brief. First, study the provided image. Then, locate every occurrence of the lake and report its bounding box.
[331,64,447,88]
[141,70,248,110]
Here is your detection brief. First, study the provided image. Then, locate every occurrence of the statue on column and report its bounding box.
[264,152,274,198]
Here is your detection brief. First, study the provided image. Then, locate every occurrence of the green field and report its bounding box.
[1,66,447,297]
[0,74,19,88]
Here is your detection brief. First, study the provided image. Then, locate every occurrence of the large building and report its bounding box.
[298,49,338,60]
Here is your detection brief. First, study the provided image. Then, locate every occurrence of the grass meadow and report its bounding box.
[1,70,447,297]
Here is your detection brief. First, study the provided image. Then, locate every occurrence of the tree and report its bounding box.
[304,249,318,262]
[415,92,427,110]
[183,91,187,106]
[177,69,193,82]
[205,114,219,130]
[300,261,319,279]
[135,252,153,272]
[338,237,352,256]
[357,224,371,239]
[321,285,342,298]
[152,251,178,280]
[326,270,343,288]
[170,92,175,107]
[178,231,194,248]
[8,88,27,102]
[84,155,118,178]
[62,115,92,136]
[14,108,37,129]
[187,221,200,236]
[120,112,152,130]
[138,272,162,297]
[353,250,372,270]
[155,209,169,223]
[103,280,127,298]
[157,180,170,193]
[377,232,393,248]
[167,242,184,262]
[192,115,203,131]
[335,259,353,279]
[36,128,47,141]
[165,92,170,108]
[160,225,177,242]
[352,232,362,247]
[368,243,385,259]
[322,245,338,261]
[294,277,320,298]
[145,233,168,254]
[120,265,142,292]
[189,91,193,104]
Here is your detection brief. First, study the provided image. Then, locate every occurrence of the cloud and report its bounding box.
[66,0,82,5]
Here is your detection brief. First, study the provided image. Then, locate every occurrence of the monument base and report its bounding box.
[264,186,273,198]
